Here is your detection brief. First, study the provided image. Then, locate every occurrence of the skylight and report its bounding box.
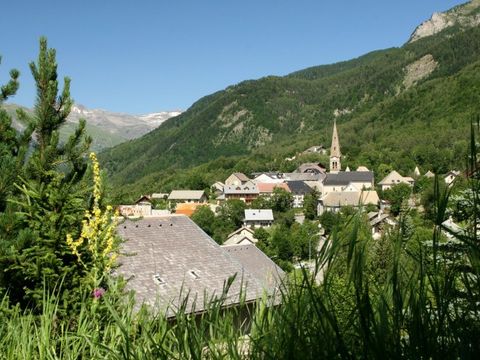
[153,274,166,285]
[188,270,200,280]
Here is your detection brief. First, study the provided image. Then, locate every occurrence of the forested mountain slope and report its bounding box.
[100,1,480,200]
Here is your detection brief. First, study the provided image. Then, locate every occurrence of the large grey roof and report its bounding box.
[222,244,284,289]
[323,171,374,186]
[116,216,270,316]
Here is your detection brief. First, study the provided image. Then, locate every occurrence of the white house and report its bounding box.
[378,170,414,191]
[168,190,207,204]
[244,209,274,228]
[317,190,379,215]
[322,171,375,195]
[225,173,251,187]
[223,226,257,246]
[444,170,460,186]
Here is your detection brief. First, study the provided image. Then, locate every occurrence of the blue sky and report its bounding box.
[0,0,465,114]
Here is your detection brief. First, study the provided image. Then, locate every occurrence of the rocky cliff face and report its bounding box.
[409,0,480,43]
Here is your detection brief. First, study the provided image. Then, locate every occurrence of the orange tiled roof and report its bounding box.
[175,203,206,217]
[256,183,290,193]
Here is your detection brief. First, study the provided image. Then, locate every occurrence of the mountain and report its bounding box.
[409,0,480,43]
[5,103,181,151]
[99,1,480,201]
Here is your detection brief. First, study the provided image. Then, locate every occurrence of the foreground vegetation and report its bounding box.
[1,10,480,358]
[0,163,479,358]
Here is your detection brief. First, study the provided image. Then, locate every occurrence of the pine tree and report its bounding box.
[0,38,97,310]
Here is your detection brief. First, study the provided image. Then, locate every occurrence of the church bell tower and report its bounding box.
[330,120,341,173]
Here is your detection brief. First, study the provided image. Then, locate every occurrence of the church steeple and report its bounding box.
[330,120,341,173]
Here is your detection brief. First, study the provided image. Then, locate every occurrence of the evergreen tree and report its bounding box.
[0,38,99,310]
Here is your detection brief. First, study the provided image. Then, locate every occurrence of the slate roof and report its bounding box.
[244,209,274,221]
[168,190,205,200]
[286,181,314,195]
[222,244,285,289]
[283,172,326,182]
[116,216,271,316]
[323,171,374,186]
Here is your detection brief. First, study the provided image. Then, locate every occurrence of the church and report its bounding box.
[317,121,379,214]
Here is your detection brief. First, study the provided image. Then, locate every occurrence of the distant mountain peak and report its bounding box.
[409,0,480,43]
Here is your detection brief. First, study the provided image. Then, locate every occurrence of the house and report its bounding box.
[378,170,414,191]
[224,184,259,204]
[356,166,369,172]
[244,209,274,228]
[223,226,257,246]
[116,216,283,316]
[322,171,375,195]
[295,162,327,175]
[284,172,325,191]
[286,181,315,208]
[441,217,465,239]
[425,170,435,178]
[135,195,152,205]
[368,211,395,239]
[444,170,460,186]
[118,204,152,217]
[256,183,291,197]
[222,244,284,289]
[168,190,207,204]
[252,172,284,184]
[211,182,225,197]
[302,145,327,155]
[225,173,251,187]
[318,190,379,215]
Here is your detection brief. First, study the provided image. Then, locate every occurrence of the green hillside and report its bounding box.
[100,2,480,201]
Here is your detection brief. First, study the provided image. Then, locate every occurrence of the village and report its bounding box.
[113,121,463,315]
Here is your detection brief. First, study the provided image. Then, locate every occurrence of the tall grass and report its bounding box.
[0,126,479,359]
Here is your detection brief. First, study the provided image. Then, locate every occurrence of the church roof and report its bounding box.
[286,181,315,195]
[323,171,374,186]
[330,120,341,157]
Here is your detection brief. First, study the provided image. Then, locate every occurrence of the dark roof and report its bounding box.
[286,181,314,195]
[222,244,284,289]
[116,216,274,316]
[323,171,374,186]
